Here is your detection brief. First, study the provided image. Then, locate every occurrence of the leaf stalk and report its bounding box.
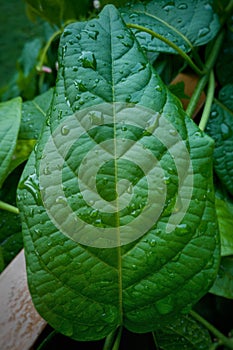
[0,200,19,214]
[186,29,225,118]
[126,23,205,75]
[199,70,215,131]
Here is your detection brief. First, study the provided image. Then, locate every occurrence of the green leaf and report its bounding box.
[0,97,21,188]
[25,0,92,26]
[210,256,233,299]
[154,314,212,350]
[215,195,233,256]
[216,30,233,85]
[206,86,233,195]
[18,5,219,341]
[0,165,23,270]
[19,88,54,140]
[121,0,220,54]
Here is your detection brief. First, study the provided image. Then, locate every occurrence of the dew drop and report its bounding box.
[178,3,188,9]
[43,165,51,175]
[74,79,87,92]
[72,66,78,72]
[76,34,81,40]
[149,239,156,247]
[221,123,231,139]
[83,29,99,40]
[198,27,210,38]
[63,29,72,37]
[61,125,70,136]
[56,196,67,205]
[79,51,97,70]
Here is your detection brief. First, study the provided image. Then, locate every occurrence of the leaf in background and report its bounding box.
[210,256,233,299]
[154,314,211,350]
[206,85,233,195]
[215,196,233,256]
[19,88,54,140]
[0,0,44,94]
[216,30,233,85]
[0,165,23,271]
[121,0,220,54]
[18,5,219,341]
[0,97,21,188]
[25,0,92,27]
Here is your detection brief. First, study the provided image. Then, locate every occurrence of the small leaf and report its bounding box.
[206,86,233,195]
[121,0,220,54]
[210,256,233,299]
[154,314,212,350]
[0,97,21,188]
[19,88,54,140]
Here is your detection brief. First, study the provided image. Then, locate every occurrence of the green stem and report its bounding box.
[36,29,62,72]
[186,30,225,118]
[190,310,233,350]
[199,70,215,131]
[152,332,160,349]
[0,200,19,214]
[112,326,122,350]
[103,329,119,350]
[36,329,58,350]
[127,23,205,75]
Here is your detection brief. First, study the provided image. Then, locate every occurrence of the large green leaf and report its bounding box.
[17,5,219,341]
[121,0,220,54]
[210,256,233,299]
[154,314,211,350]
[206,86,233,195]
[215,195,233,257]
[0,97,21,188]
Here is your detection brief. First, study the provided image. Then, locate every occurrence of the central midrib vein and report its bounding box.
[110,18,123,326]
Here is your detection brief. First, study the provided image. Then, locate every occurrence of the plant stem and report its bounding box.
[36,329,58,350]
[127,23,205,75]
[0,200,19,214]
[103,329,118,350]
[36,29,62,72]
[199,70,215,131]
[190,310,233,349]
[112,327,123,350]
[186,30,225,118]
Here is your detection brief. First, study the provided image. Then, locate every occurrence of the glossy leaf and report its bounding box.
[121,0,220,54]
[206,86,233,195]
[0,97,21,188]
[154,314,211,350]
[210,256,233,299]
[19,88,54,140]
[18,5,219,341]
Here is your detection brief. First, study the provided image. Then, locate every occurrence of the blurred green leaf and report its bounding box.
[0,165,24,270]
[25,0,92,26]
[210,256,233,299]
[0,97,21,188]
[19,88,54,140]
[215,196,233,256]
[154,314,212,350]
[216,30,233,86]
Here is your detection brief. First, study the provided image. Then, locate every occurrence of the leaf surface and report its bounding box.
[206,85,233,195]
[154,314,211,350]
[0,97,21,187]
[18,5,219,341]
[121,0,220,54]
[210,256,233,299]
[19,88,54,140]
